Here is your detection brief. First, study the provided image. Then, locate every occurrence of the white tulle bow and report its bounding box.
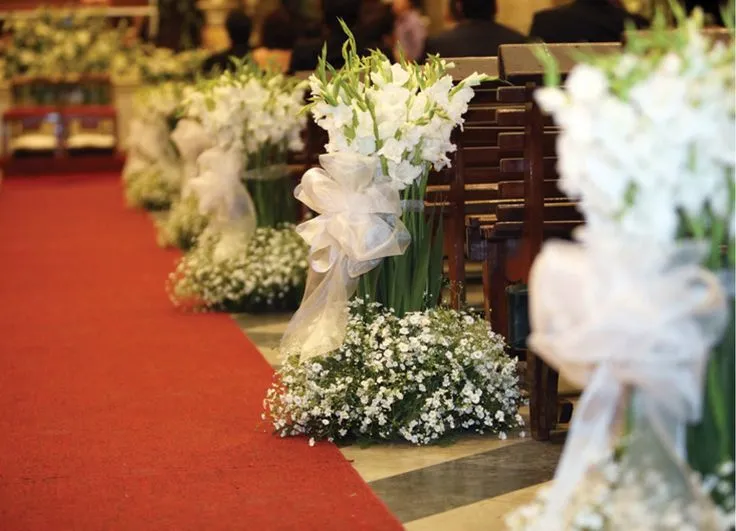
[185,146,257,242]
[171,119,212,184]
[282,152,411,360]
[124,117,181,185]
[528,229,728,529]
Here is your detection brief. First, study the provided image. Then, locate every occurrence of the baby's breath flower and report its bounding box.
[264,300,522,445]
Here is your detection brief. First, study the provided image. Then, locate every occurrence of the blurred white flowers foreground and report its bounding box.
[508,9,735,531]
[534,13,735,247]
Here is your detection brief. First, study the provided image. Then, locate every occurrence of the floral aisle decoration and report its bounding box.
[269,26,521,445]
[167,61,309,311]
[265,299,523,445]
[156,116,213,249]
[182,59,307,228]
[123,82,185,210]
[1,8,207,87]
[281,26,487,357]
[168,224,308,312]
[3,8,130,80]
[506,9,735,529]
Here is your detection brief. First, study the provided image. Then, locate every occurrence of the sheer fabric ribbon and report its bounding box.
[171,119,212,184]
[124,116,181,185]
[527,229,728,529]
[185,145,257,261]
[281,153,411,361]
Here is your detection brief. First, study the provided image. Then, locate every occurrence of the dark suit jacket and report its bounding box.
[423,20,527,59]
[201,44,251,75]
[288,28,391,74]
[529,0,648,43]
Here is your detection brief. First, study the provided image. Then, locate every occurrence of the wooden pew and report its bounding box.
[483,43,619,440]
[428,57,527,309]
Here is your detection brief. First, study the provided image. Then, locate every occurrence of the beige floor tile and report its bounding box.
[341,435,524,483]
[403,482,549,531]
[235,312,292,332]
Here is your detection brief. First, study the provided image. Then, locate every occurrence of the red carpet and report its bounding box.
[0,175,402,530]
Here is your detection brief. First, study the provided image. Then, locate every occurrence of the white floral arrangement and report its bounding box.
[183,60,305,164]
[156,194,209,250]
[507,9,735,530]
[168,225,309,312]
[2,8,140,80]
[123,82,185,210]
[307,26,484,191]
[534,14,735,248]
[1,8,206,84]
[506,450,735,530]
[266,300,523,445]
[182,60,306,227]
[282,25,490,359]
[272,26,523,445]
[136,48,208,85]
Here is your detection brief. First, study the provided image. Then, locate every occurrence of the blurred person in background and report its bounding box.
[529,0,648,43]
[392,0,427,61]
[252,8,297,72]
[202,9,252,75]
[423,0,526,58]
[358,0,397,55]
[289,0,367,73]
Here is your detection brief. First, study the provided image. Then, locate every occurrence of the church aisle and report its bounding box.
[0,175,401,530]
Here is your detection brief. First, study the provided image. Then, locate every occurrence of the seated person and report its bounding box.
[392,0,427,62]
[252,9,297,73]
[202,10,252,75]
[529,0,648,43]
[289,0,372,73]
[423,0,526,59]
[358,0,397,55]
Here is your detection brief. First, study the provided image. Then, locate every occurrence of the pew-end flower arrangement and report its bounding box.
[167,60,310,312]
[264,24,523,446]
[506,7,735,530]
[123,82,185,210]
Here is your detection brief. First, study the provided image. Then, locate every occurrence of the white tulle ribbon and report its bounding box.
[170,119,212,184]
[124,116,181,185]
[185,146,257,247]
[527,229,728,529]
[281,152,411,361]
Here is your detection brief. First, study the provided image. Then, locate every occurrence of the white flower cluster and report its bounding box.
[535,19,735,244]
[168,225,308,312]
[1,8,206,83]
[2,8,125,78]
[156,194,209,250]
[265,300,523,445]
[183,62,306,160]
[135,48,208,85]
[506,453,735,531]
[123,168,178,210]
[133,82,184,122]
[309,48,485,190]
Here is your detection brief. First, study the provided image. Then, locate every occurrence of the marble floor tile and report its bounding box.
[341,435,522,482]
[404,482,549,531]
[368,440,562,523]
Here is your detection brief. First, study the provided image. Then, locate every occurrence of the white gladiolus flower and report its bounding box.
[535,29,735,244]
[307,51,485,190]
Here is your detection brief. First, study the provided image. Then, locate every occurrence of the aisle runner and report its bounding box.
[0,175,401,530]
